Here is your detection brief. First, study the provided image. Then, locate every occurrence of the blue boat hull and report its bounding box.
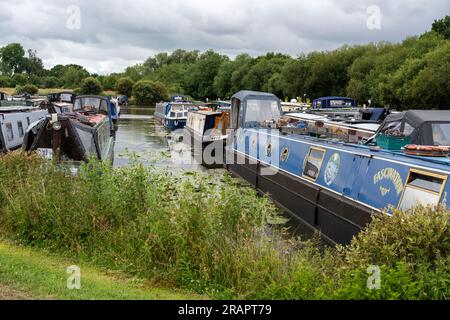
[225,128,450,245]
[164,118,186,130]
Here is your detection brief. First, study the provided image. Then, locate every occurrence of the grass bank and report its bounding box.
[0,240,202,300]
[0,152,448,300]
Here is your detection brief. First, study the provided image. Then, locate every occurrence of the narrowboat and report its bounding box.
[155,99,197,130]
[224,91,450,245]
[0,106,48,152]
[23,95,115,165]
[0,91,6,101]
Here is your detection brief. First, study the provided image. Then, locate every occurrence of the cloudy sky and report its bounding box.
[0,0,448,74]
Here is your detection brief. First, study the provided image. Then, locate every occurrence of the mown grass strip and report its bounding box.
[0,241,204,300]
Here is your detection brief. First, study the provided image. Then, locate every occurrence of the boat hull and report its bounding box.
[164,118,186,130]
[225,148,374,245]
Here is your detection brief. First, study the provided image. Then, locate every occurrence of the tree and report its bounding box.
[62,66,90,88]
[0,43,26,76]
[132,80,168,106]
[24,49,45,77]
[184,50,228,100]
[115,77,134,97]
[79,77,103,95]
[41,76,61,88]
[431,15,450,39]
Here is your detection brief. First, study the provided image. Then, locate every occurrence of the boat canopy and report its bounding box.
[230,91,281,129]
[377,110,450,146]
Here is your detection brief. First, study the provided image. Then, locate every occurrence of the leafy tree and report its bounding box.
[115,77,134,97]
[431,15,450,39]
[24,49,45,76]
[62,66,90,88]
[0,43,26,76]
[79,77,103,95]
[184,50,229,100]
[132,80,168,106]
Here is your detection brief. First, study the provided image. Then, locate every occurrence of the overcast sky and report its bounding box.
[0,0,448,74]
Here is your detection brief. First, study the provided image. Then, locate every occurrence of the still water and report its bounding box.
[114,106,215,173]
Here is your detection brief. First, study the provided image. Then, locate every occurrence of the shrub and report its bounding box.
[115,77,134,98]
[11,73,28,86]
[15,84,38,95]
[79,77,103,95]
[0,75,12,87]
[41,76,61,88]
[132,80,168,106]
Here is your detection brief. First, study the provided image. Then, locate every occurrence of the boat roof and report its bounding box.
[249,128,450,171]
[232,90,279,102]
[313,96,355,101]
[191,110,223,116]
[75,95,109,101]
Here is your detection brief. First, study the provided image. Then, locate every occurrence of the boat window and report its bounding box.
[18,121,24,137]
[74,98,108,113]
[432,123,450,146]
[399,170,446,211]
[6,123,13,141]
[403,122,414,136]
[330,100,354,107]
[244,99,281,127]
[303,147,326,181]
[26,117,30,126]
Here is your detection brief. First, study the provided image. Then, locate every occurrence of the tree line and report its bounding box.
[0,16,448,109]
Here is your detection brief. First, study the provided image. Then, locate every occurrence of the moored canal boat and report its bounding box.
[0,106,48,152]
[23,95,116,165]
[155,97,198,130]
[225,91,450,245]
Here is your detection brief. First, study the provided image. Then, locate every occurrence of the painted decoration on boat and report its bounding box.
[324,153,340,186]
[373,168,404,197]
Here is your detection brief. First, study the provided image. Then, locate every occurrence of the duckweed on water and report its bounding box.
[0,151,448,299]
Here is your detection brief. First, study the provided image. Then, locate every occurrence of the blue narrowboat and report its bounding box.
[155,96,198,130]
[225,91,450,244]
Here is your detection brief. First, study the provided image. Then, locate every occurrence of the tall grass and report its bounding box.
[0,151,448,299]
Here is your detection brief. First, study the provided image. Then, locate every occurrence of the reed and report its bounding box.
[0,151,447,299]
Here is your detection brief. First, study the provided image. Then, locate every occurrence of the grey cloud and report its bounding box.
[0,0,448,74]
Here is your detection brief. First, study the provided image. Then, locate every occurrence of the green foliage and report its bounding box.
[11,73,28,86]
[15,84,38,95]
[99,74,119,91]
[0,75,12,87]
[115,77,134,97]
[62,66,90,89]
[0,43,26,76]
[41,76,61,89]
[79,77,103,95]
[0,152,447,300]
[432,15,450,39]
[132,80,168,106]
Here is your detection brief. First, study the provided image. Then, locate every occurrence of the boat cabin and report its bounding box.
[23,96,116,164]
[47,92,76,104]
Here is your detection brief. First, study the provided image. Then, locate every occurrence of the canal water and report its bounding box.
[113,106,309,237]
[114,106,211,172]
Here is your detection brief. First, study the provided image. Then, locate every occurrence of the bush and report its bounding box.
[0,75,12,87]
[41,76,61,89]
[79,77,103,95]
[11,73,28,86]
[0,152,448,300]
[115,77,134,98]
[15,84,38,95]
[132,80,168,106]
